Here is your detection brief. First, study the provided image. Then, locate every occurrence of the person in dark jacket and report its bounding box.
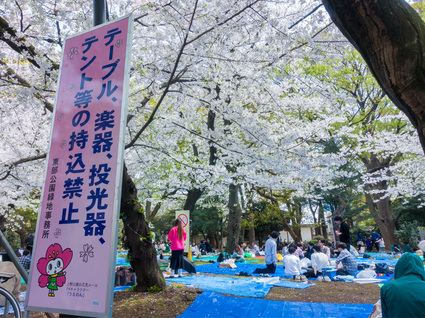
[334,216,351,252]
[304,241,315,260]
[381,253,425,317]
[371,229,381,252]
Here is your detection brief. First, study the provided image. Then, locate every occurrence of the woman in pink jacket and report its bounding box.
[167,218,187,277]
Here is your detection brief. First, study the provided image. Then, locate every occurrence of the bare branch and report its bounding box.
[288,4,323,30]
[0,153,47,181]
[0,60,54,113]
[126,0,200,149]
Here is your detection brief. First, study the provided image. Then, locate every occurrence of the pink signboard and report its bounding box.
[25,15,133,317]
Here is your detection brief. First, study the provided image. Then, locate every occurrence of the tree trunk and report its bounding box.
[361,154,398,249]
[225,183,242,254]
[248,224,255,245]
[309,200,320,236]
[207,234,216,249]
[121,164,165,291]
[322,0,425,153]
[183,188,203,219]
[318,201,328,239]
[364,193,397,250]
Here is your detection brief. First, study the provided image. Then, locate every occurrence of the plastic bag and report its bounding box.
[356,269,377,279]
[300,257,311,269]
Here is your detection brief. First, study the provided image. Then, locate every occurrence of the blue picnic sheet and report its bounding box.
[166,275,272,297]
[196,261,395,283]
[166,275,314,297]
[178,290,374,318]
[195,263,291,277]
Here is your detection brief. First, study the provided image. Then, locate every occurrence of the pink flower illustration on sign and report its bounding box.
[37,243,73,297]
[80,243,94,263]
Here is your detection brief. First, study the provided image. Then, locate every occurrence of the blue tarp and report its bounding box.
[196,260,396,283]
[166,275,314,297]
[166,275,272,297]
[195,263,291,277]
[178,291,374,318]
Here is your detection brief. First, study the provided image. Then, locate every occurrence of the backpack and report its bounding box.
[375,263,389,274]
[217,253,225,262]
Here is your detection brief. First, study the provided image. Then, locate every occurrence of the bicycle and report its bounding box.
[0,272,22,318]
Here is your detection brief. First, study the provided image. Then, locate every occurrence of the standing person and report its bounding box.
[371,229,381,252]
[334,216,351,253]
[356,231,364,251]
[253,231,279,274]
[380,253,425,317]
[167,219,187,278]
[366,238,373,252]
[379,237,385,252]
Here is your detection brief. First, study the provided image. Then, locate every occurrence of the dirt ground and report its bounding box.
[23,277,380,318]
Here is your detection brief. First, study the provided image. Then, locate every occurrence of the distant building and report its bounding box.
[280,225,314,243]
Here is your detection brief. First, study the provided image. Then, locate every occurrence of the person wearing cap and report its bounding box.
[253,231,279,274]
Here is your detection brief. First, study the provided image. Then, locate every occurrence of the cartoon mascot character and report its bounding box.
[37,243,73,297]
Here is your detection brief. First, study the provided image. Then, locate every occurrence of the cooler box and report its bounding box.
[322,267,338,281]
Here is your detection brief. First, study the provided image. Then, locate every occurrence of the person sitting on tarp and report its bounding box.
[283,245,301,278]
[318,239,330,262]
[205,240,213,253]
[234,244,244,259]
[305,244,329,278]
[391,242,402,255]
[303,241,314,260]
[252,242,260,256]
[164,242,171,253]
[335,242,357,276]
[295,242,304,259]
[199,240,207,255]
[381,253,425,317]
[253,231,279,274]
[403,241,414,253]
[191,242,200,255]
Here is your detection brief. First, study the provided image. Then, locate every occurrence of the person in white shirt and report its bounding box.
[283,246,301,278]
[310,245,329,276]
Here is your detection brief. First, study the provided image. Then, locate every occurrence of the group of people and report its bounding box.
[164,216,425,317]
[191,240,213,255]
[356,229,386,252]
[252,231,354,281]
[233,242,260,259]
